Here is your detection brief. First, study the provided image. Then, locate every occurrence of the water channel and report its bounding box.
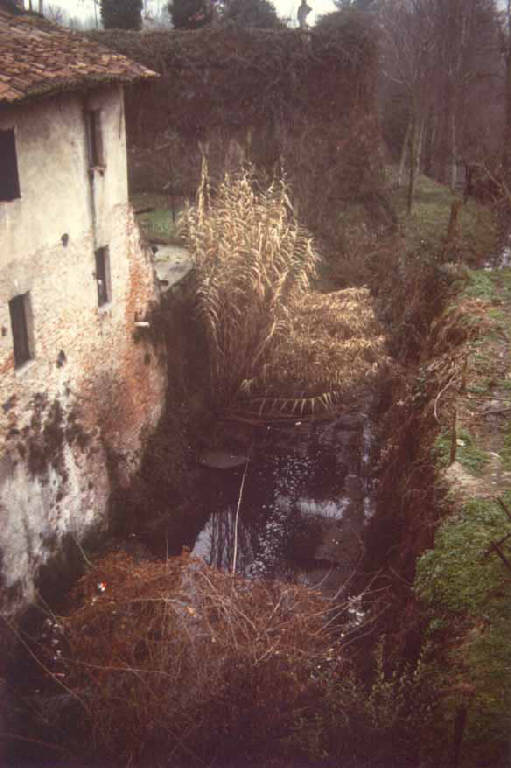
[192,401,376,596]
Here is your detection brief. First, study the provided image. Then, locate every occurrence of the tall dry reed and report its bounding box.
[181,164,319,409]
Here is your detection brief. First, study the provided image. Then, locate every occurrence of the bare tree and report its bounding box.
[503,0,511,181]
[380,0,501,208]
[43,3,65,23]
[380,0,436,211]
[430,0,499,187]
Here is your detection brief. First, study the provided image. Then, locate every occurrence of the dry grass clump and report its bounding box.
[183,168,386,417]
[237,288,386,417]
[270,288,385,390]
[295,288,382,340]
[58,552,344,767]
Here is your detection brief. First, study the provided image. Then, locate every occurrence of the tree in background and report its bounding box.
[428,0,500,188]
[168,0,214,27]
[379,0,437,211]
[168,0,280,28]
[333,0,375,8]
[377,0,501,206]
[221,0,281,28]
[100,0,142,28]
[503,0,511,184]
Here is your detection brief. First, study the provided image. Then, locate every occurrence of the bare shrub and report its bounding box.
[58,552,345,766]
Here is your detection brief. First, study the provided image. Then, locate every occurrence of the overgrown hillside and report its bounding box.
[414,265,511,764]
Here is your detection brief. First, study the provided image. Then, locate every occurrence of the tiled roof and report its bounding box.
[0,8,157,104]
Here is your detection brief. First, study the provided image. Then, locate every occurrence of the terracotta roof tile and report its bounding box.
[0,7,157,104]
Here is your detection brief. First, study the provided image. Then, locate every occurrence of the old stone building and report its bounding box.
[0,4,166,613]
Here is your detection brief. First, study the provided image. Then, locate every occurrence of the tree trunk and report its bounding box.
[444,199,462,260]
[397,120,411,188]
[424,111,436,177]
[451,705,467,767]
[504,2,511,183]
[407,119,418,215]
[415,118,424,178]
[449,111,457,190]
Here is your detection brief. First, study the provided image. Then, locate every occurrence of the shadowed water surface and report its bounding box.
[193,410,375,595]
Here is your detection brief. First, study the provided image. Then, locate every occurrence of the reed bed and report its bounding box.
[246,288,386,415]
[182,168,386,417]
[182,165,318,407]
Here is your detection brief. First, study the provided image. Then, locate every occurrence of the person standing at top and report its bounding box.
[297,0,312,29]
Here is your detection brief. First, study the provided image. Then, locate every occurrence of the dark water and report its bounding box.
[193,408,375,596]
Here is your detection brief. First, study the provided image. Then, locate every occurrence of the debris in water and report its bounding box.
[199,450,249,469]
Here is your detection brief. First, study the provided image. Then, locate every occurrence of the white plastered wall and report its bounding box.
[0,85,166,612]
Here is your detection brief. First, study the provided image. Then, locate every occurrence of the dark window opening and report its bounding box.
[95,246,111,306]
[85,110,104,169]
[9,293,33,368]
[0,129,21,202]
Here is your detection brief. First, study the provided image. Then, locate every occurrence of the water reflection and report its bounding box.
[192,411,375,592]
[193,504,258,573]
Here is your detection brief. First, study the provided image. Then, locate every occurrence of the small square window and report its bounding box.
[85,110,104,169]
[95,246,111,306]
[8,293,34,368]
[0,129,21,202]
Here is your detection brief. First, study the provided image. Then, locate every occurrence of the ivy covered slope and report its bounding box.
[89,18,383,254]
[415,264,511,764]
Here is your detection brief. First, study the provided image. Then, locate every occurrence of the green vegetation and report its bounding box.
[132,193,182,244]
[416,497,509,613]
[168,0,214,28]
[462,270,497,301]
[453,265,511,477]
[459,266,511,310]
[221,0,282,28]
[368,170,498,365]
[384,163,510,761]
[433,428,489,475]
[415,496,511,759]
[390,174,497,262]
